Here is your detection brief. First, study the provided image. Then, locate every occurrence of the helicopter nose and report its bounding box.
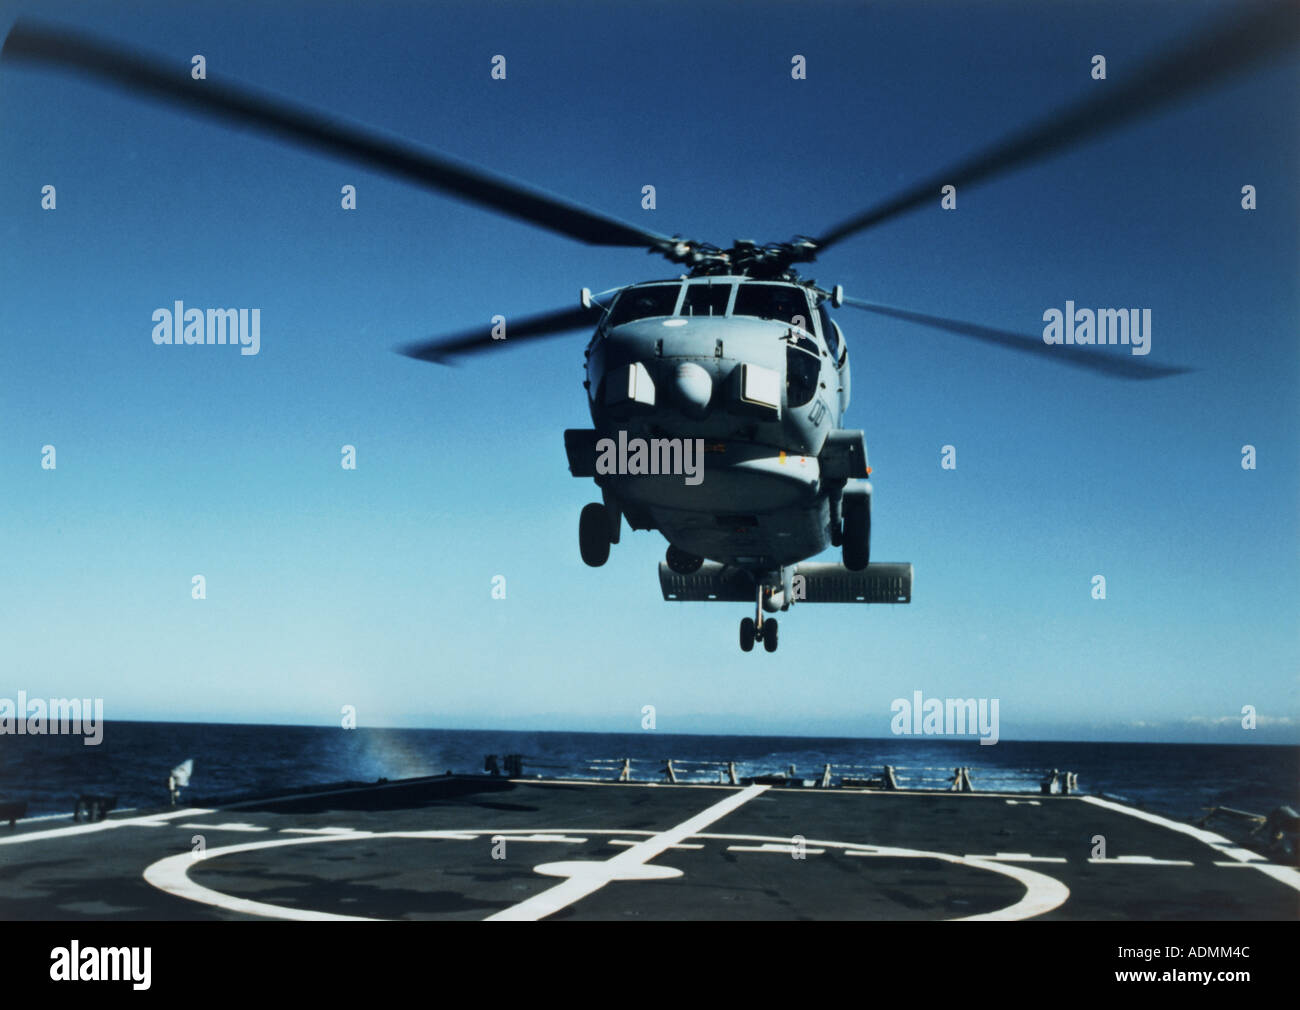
[672,361,713,418]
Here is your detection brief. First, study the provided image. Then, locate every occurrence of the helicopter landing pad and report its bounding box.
[1,776,1296,921]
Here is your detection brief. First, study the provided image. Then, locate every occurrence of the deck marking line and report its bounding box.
[700,833,1068,920]
[1081,795,1300,893]
[143,828,487,920]
[145,832,381,921]
[533,861,683,881]
[281,827,367,835]
[140,824,1067,922]
[1089,855,1194,866]
[727,844,827,855]
[484,785,769,922]
[955,857,1071,921]
[0,807,213,846]
[178,822,268,833]
[965,853,1067,864]
[822,846,1069,918]
[610,839,703,850]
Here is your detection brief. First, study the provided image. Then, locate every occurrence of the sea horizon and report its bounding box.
[2,721,1296,825]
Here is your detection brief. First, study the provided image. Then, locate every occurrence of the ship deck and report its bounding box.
[2,775,1297,921]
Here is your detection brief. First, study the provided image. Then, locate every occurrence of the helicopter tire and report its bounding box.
[842,496,870,571]
[579,503,611,567]
[763,619,778,653]
[739,618,756,652]
[666,544,704,575]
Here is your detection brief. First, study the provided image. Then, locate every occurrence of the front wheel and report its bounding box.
[763,619,779,653]
[842,495,870,571]
[579,503,610,567]
[739,617,756,652]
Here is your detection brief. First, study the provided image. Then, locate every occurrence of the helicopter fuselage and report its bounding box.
[573,275,862,573]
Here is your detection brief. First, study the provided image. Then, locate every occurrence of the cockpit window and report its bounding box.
[606,285,681,327]
[786,345,820,408]
[734,284,813,332]
[817,304,841,360]
[681,284,733,317]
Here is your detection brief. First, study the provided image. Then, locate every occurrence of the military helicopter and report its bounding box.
[4,5,1294,651]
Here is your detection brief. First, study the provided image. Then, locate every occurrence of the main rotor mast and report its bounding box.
[664,237,820,282]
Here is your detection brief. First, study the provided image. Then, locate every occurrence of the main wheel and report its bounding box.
[739,617,756,652]
[666,544,703,575]
[579,502,610,567]
[763,618,779,653]
[842,495,870,571]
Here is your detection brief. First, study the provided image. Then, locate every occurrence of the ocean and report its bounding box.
[0,722,1296,824]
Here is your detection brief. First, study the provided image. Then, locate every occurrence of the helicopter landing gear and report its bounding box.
[579,502,611,567]
[763,619,778,652]
[666,544,703,575]
[739,586,779,652]
[842,491,871,571]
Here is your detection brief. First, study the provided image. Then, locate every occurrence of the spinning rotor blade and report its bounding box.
[1,20,679,253]
[397,303,602,364]
[841,298,1190,380]
[813,1,1300,252]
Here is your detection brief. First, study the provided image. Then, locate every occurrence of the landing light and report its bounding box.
[605,361,655,408]
[739,363,781,411]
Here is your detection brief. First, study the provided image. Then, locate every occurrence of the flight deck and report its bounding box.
[2,775,1297,921]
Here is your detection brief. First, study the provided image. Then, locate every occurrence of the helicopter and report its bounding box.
[3,4,1294,652]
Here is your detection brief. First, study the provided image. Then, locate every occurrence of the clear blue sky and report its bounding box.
[1,0,1296,743]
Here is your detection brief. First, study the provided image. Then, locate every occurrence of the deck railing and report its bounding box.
[488,754,1080,794]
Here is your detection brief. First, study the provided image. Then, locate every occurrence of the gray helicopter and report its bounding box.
[567,268,890,655]
[5,4,1292,651]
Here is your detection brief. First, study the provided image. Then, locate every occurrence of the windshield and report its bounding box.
[681,283,733,317]
[734,284,813,332]
[606,285,680,327]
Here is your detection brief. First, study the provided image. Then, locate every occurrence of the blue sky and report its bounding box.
[0,0,1296,743]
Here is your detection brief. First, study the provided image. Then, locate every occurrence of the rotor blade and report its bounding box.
[841,298,1190,380]
[1,20,677,253]
[397,304,601,364]
[813,1,1300,251]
